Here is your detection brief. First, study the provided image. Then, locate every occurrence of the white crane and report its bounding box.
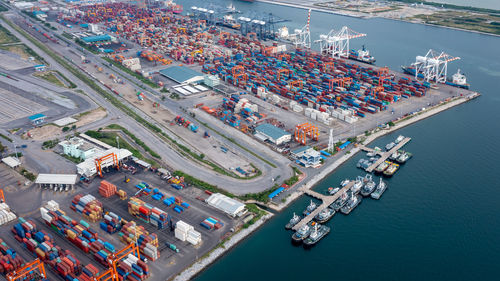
[315,26,366,58]
[288,9,312,49]
[413,49,460,83]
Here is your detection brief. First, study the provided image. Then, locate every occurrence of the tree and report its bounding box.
[62,126,70,132]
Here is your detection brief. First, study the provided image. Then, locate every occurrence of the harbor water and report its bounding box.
[187,0,500,280]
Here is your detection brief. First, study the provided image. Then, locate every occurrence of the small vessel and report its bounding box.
[371,178,387,200]
[291,222,312,242]
[303,200,317,216]
[285,212,300,230]
[327,187,340,195]
[357,159,372,170]
[314,208,335,223]
[396,151,413,164]
[395,135,405,144]
[389,150,402,161]
[221,15,241,30]
[349,45,376,64]
[330,191,349,211]
[374,161,390,174]
[351,176,364,194]
[383,162,399,177]
[366,151,376,157]
[303,224,330,246]
[360,174,376,197]
[340,193,362,215]
[445,69,470,89]
[385,142,396,151]
[340,179,350,187]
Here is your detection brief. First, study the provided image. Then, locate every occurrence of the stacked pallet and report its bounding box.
[99,180,117,198]
[128,198,169,229]
[100,212,122,234]
[0,238,24,275]
[119,221,159,261]
[11,218,101,280]
[71,194,103,222]
[175,221,201,246]
[0,202,16,226]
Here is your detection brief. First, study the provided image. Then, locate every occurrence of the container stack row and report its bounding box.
[99,180,117,198]
[118,221,159,261]
[174,221,201,246]
[200,217,223,230]
[100,212,123,234]
[70,194,104,223]
[0,202,17,226]
[0,238,24,275]
[128,197,170,230]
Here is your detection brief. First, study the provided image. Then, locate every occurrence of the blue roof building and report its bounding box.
[28,113,46,125]
[159,66,204,84]
[254,123,291,145]
[81,34,112,43]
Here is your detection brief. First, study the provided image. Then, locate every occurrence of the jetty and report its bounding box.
[360,137,412,172]
[292,181,355,231]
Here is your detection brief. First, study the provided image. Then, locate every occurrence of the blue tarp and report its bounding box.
[268,187,285,199]
[339,141,351,150]
[320,150,331,156]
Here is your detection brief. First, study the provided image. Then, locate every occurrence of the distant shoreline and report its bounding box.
[254,0,500,38]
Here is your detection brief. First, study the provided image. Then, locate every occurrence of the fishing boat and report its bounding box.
[374,161,390,174]
[396,151,413,164]
[351,176,364,194]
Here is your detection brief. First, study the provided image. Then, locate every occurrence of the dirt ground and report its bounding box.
[75,107,107,127]
[25,124,62,140]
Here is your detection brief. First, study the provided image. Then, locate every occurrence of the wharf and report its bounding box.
[292,181,355,231]
[361,137,412,172]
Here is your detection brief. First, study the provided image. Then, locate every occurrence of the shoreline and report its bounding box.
[171,91,480,280]
[255,0,500,38]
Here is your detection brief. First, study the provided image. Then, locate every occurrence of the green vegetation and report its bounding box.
[0,4,8,12]
[19,167,36,181]
[34,71,66,88]
[61,153,81,163]
[0,24,19,44]
[42,139,58,149]
[103,57,160,88]
[239,188,273,203]
[0,143,5,153]
[62,32,73,40]
[74,38,99,54]
[9,152,22,157]
[393,0,500,14]
[347,136,358,143]
[412,10,500,35]
[0,43,45,64]
[172,170,235,198]
[388,121,395,127]
[54,70,77,88]
[105,124,161,159]
[243,203,267,228]
[0,133,12,142]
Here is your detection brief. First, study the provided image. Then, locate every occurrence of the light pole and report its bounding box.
[116,136,120,167]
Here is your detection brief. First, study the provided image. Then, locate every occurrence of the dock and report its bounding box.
[361,137,412,173]
[292,181,355,231]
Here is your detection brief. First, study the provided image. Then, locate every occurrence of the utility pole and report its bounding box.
[116,136,120,167]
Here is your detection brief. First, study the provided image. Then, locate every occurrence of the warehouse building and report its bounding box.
[1,157,21,169]
[254,123,291,145]
[81,34,114,44]
[159,66,204,84]
[28,113,46,126]
[35,174,78,190]
[76,148,132,177]
[59,137,100,160]
[206,193,246,217]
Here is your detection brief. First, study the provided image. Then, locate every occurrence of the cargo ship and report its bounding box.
[383,162,399,177]
[349,45,376,64]
[303,224,330,246]
[401,66,470,89]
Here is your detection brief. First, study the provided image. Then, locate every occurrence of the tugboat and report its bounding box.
[330,192,349,211]
[374,161,390,174]
[389,150,402,161]
[340,193,362,215]
[314,208,335,223]
[303,223,330,246]
[357,159,372,170]
[371,178,387,200]
[445,69,470,89]
[349,45,376,64]
[395,135,405,144]
[285,212,300,230]
[385,142,396,151]
[351,176,364,194]
[396,151,412,164]
[383,162,399,177]
[292,222,313,242]
[327,187,340,195]
[360,174,376,197]
[303,200,317,216]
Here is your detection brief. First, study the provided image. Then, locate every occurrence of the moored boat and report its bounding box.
[303,200,317,216]
[383,162,399,177]
[291,222,313,242]
[285,212,300,230]
[360,174,376,197]
[303,224,330,246]
[340,193,362,215]
[374,161,390,174]
[371,178,387,200]
[327,187,340,195]
[314,208,335,223]
[396,151,412,164]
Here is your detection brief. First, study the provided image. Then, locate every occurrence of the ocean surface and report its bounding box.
[177,0,500,280]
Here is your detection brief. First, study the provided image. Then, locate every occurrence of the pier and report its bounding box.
[361,137,412,172]
[292,181,355,231]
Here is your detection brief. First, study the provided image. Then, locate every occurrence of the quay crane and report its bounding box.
[412,49,460,83]
[316,26,366,58]
[287,9,312,49]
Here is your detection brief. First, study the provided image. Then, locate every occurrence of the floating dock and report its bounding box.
[360,137,412,172]
[292,181,355,231]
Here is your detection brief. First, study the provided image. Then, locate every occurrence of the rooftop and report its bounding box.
[206,193,245,217]
[255,123,290,140]
[35,174,78,185]
[159,66,203,84]
[28,113,46,121]
[81,34,112,43]
[1,157,21,168]
[291,145,312,155]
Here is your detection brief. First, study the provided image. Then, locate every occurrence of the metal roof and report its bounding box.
[35,174,78,185]
[291,145,311,155]
[28,113,46,121]
[1,157,21,168]
[159,66,203,83]
[81,34,111,43]
[206,193,245,217]
[255,123,290,140]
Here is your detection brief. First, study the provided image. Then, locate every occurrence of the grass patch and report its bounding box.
[61,153,81,163]
[74,38,99,54]
[34,71,66,87]
[0,133,12,142]
[172,170,235,198]
[243,203,266,228]
[0,24,18,44]
[0,43,45,64]
[19,167,36,181]
[105,124,161,159]
[54,70,77,88]
[103,57,160,88]
[42,139,58,149]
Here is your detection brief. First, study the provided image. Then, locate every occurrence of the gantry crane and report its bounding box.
[294,123,319,145]
[329,77,352,91]
[412,49,460,83]
[0,189,4,203]
[7,258,46,281]
[288,9,311,49]
[316,26,366,58]
[95,153,119,178]
[94,244,141,281]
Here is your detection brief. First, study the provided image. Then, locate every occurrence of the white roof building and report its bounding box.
[206,193,246,217]
[1,157,21,168]
[35,174,78,185]
[77,147,132,177]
